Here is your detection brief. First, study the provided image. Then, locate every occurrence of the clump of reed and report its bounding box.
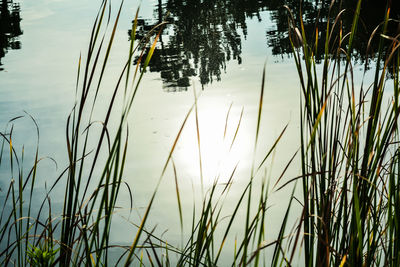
[0,0,283,265]
[276,0,400,266]
[0,0,167,265]
[1,0,400,266]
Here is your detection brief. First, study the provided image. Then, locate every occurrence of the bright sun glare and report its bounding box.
[174,101,255,186]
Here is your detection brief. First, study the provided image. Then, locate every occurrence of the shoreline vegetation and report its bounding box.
[1,0,400,266]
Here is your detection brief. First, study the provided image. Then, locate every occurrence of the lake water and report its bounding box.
[1,0,396,264]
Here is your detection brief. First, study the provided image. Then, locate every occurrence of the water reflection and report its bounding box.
[0,0,22,71]
[130,0,268,91]
[266,0,400,64]
[133,0,400,91]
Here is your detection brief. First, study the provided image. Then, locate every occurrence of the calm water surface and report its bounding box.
[1,0,394,263]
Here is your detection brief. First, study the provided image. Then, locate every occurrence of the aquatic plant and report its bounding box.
[1,0,400,266]
[274,0,400,266]
[0,0,167,265]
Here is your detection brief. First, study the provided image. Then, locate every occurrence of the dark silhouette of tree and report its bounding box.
[130,0,268,91]
[0,0,22,71]
[131,0,400,91]
[266,0,400,64]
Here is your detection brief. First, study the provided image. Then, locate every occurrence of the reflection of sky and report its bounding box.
[0,0,303,262]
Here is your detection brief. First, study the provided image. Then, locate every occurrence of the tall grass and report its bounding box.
[0,0,283,266]
[1,0,400,266]
[278,0,400,266]
[0,0,168,265]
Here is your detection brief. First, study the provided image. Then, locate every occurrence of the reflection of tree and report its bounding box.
[266,0,400,64]
[132,0,400,91]
[130,0,268,91]
[0,0,22,71]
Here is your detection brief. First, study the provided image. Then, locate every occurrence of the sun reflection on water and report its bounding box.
[173,100,257,187]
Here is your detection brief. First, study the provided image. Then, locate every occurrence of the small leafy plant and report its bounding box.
[27,241,59,267]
